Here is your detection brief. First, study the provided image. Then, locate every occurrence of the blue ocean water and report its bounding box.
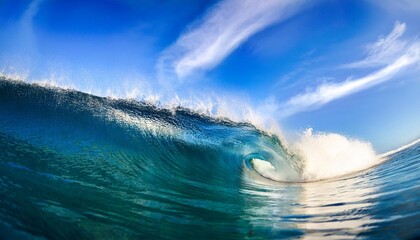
[0,78,419,239]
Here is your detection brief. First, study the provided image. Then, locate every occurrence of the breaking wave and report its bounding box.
[1,77,419,239]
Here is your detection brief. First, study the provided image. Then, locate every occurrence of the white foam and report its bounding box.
[251,128,384,182]
[251,159,276,179]
[291,128,380,181]
[250,158,301,182]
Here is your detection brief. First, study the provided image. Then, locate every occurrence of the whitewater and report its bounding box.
[0,77,419,239]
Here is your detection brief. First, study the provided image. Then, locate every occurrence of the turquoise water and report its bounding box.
[0,78,419,239]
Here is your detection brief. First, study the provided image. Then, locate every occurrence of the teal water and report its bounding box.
[0,78,419,239]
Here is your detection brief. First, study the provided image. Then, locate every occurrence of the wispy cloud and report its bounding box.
[18,0,43,45]
[20,0,43,27]
[280,22,420,117]
[343,22,408,68]
[158,0,304,81]
[0,0,44,78]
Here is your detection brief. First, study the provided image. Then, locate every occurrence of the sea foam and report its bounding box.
[292,128,379,181]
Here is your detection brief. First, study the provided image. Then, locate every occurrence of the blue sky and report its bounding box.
[0,0,419,152]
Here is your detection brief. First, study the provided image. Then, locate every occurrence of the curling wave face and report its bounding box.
[0,78,419,239]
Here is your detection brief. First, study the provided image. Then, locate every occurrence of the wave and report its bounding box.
[0,76,405,183]
[1,76,419,239]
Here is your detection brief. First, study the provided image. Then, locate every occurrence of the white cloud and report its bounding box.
[343,22,408,68]
[280,22,420,117]
[158,0,303,80]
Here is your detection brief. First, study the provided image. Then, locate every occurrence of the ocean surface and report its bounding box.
[0,77,419,239]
